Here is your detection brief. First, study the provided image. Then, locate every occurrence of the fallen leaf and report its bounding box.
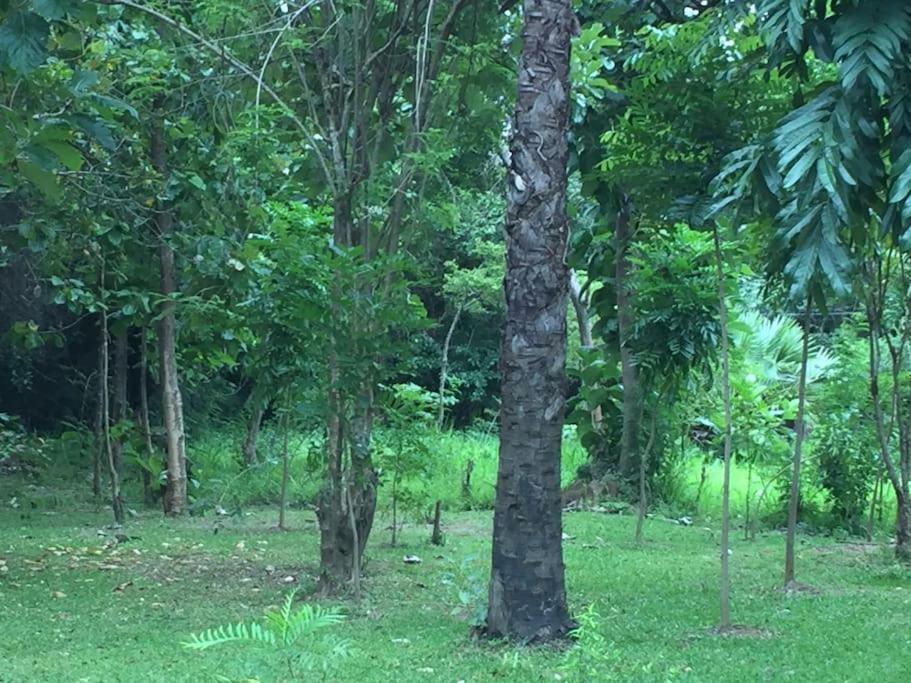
[52,590,66,599]
[403,555,422,564]
[113,581,133,593]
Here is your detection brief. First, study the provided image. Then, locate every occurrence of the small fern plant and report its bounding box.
[183,590,350,679]
[559,603,619,681]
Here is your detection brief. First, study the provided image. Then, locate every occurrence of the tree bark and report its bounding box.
[151,112,187,516]
[242,402,265,465]
[438,304,463,429]
[92,325,104,499]
[431,500,443,545]
[713,224,734,630]
[486,0,575,643]
[784,295,813,587]
[615,194,639,480]
[570,270,604,432]
[110,328,128,522]
[137,328,156,507]
[635,405,658,544]
[865,255,911,559]
[277,404,291,530]
[100,306,124,526]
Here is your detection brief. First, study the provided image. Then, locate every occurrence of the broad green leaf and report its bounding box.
[18,158,60,199]
[45,142,83,171]
[0,11,49,73]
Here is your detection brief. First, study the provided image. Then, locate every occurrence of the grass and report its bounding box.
[2,471,911,682]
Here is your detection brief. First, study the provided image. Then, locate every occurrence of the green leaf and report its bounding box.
[188,174,207,191]
[30,0,71,20]
[45,142,83,171]
[69,115,116,150]
[18,158,60,199]
[69,68,99,96]
[0,11,50,73]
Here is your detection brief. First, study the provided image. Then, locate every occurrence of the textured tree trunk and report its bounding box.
[784,296,813,588]
[137,328,156,507]
[151,113,187,516]
[438,305,463,429]
[486,0,575,643]
[242,402,265,465]
[615,195,639,480]
[713,224,734,630]
[110,328,128,523]
[316,263,378,590]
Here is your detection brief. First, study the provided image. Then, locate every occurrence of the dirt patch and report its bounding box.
[685,625,775,644]
[783,580,821,595]
[812,542,881,556]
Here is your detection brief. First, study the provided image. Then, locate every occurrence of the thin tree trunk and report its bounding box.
[864,255,911,558]
[92,331,104,499]
[110,328,128,522]
[635,406,658,544]
[138,328,156,507]
[431,500,443,545]
[391,470,398,547]
[570,270,604,432]
[151,112,187,516]
[100,306,124,526]
[784,295,813,588]
[867,464,883,542]
[242,401,265,465]
[346,479,362,602]
[713,224,734,631]
[616,194,638,480]
[277,404,291,530]
[744,460,753,542]
[438,305,463,429]
[486,0,575,642]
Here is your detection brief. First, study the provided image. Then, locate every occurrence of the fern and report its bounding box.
[182,589,345,652]
[183,621,277,650]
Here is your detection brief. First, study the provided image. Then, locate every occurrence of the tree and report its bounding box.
[486,0,576,642]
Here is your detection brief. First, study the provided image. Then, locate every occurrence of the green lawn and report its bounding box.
[1,482,910,682]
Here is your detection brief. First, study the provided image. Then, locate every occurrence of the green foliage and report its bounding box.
[560,604,619,681]
[184,589,349,678]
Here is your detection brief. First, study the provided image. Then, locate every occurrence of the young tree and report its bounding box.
[486,0,576,642]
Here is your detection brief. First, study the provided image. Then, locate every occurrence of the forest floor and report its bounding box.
[1,480,910,682]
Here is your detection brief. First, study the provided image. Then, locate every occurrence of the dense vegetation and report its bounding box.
[2,0,910,680]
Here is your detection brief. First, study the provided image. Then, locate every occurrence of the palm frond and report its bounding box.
[182,621,277,650]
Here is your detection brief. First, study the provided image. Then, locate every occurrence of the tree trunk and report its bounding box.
[615,194,639,480]
[242,401,265,465]
[110,328,128,522]
[277,405,291,530]
[438,305,463,429]
[784,295,813,588]
[486,0,575,642]
[867,464,883,542]
[137,328,156,507]
[744,460,753,542]
[92,328,104,499]
[431,500,443,545]
[635,405,658,545]
[100,307,124,527]
[151,113,187,516]
[391,470,399,547]
[570,270,604,432]
[713,224,734,630]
